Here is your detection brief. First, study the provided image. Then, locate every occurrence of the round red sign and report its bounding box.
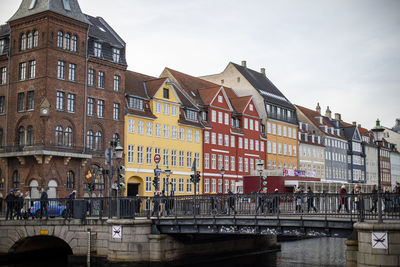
[154,154,161,164]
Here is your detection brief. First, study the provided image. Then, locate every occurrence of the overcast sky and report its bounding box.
[2,0,399,129]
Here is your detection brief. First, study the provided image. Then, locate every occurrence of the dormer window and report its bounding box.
[112,48,120,63]
[94,42,102,57]
[63,0,71,11]
[186,110,197,122]
[0,39,4,54]
[128,97,143,111]
[163,88,169,99]
[29,0,37,9]
[249,104,253,111]
[218,95,222,103]
[201,111,207,121]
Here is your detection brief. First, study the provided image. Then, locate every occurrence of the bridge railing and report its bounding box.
[1,193,399,221]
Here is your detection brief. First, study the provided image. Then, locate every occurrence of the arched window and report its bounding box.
[87,130,94,149]
[20,33,26,50]
[66,170,74,189]
[26,125,33,146]
[64,126,72,147]
[113,133,120,143]
[18,126,25,146]
[57,31,63,48]
[27,32,32,49]
[71,35,77,52]
[29,179,40,198]
[95,171,105,190]
[12,170,19,189]
[0,128,3,148]
[64,33,70,50]
[95,131,102,151]
[56,126,63,146]
[33,30,38,47]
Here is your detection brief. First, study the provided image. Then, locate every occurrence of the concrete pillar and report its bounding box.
[354,222,400,266]
[345,239,358,267]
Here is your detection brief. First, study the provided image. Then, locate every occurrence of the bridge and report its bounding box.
[1,193,399,264]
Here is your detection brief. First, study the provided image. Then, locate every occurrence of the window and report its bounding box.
[231,136,235,147]
[0,96,5,113]
[218,112,223,124]
[239,157,243,171]
[26,32,33,49]
[97,99,104,117]
[224,155,229,170]
[250,158,254,171]
[0,67,6,84]
[244,158,249,172]
[205,131,210,143]
[211,110,216,122]
[94,131,102,150]
[17,92,25,112]
[255,140,259,151]
[218,95,223,103]
[187,129,192,142]
[163,104,169,115]
[204,153,210,169]
[88,69,94,86]
[0,39,4,54]
[186,151,192,168]
[137,146,144,164]
[57,31,63,48]
[218,134,223,146]
[179,178,184,193]
[68,63,76,81]
[137,120,144,135]
[272,142,276,154]
[293,128,296,139]
[249,119,253,130]
[64,33,70,50]
[155,124,161,137]
[71,35,77,52]
[244,138,248,149]
[283,126,287,137]
[155,102,161,113]
[250,139,254,150]
[87,130,94,149]
[114,75,120,92]
[211,154,216,169]
[66,171,74,189]
[211,179,216,193]
[65,127,72,147]
[87,98,94,116]
[195,152,200,169]
[272,123,276,134]
[127,145,134,163]
[224,134,229,146]
[19,62,26,80]
[171,149,177,166]
[186,110,197,121]
[113,103,119,120]
[163,149,169,166]
[187,179,192,193]
[94,42,102,57]
[67,93,75,112]
[146,122,153,136]
[98,71,104,88]
[195,130,200,143]
[112,48,120,63]
[218,155,223,170]
[26,126,33,146]
[278,125,282,136]
[179,128,185,141]
[12,171,19,189]
[28,60,36,79]
[224,113,229,125]
[179,151,184,167]
[146,147,152,165]
[255,120,259,131]
[267,122,271,134]
[171,126,177,139]
[56,126,63,145]
[128,97,143,110]
[239,137,243,149]
[18,126,25,146]
[163,88,169,99]
[278,143,282,154]
[163,125,169,138]
[204,179,210,193]
[21,34,26,50]
[57,61,65,79]
[171,105,177,116]
[244,118,248,129]
[211,133,216,144]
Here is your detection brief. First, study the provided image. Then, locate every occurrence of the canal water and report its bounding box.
[2,237,346,267]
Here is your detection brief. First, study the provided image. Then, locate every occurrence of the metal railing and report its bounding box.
[1,193,399,221]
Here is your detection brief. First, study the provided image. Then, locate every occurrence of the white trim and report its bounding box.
[244,153,260,158]
[126,168,194,176]
[204,173,243,178]
[211,149,229,154]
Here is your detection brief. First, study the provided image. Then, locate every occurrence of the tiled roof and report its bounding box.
[230,96,252,114]
[231,62,294,110]
[125,70,155,99]
[144,78,167,98]
[9,0,90,24]
[86,15,125,48]
[295,104,345,140]
[198,86,221,105]
[127,100,157,120]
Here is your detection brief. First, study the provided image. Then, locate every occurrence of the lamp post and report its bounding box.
[372,119,384,223]
[220,167,225,193]
[257,159,264,192]
[164,166,172,196]
[115,141,123,218]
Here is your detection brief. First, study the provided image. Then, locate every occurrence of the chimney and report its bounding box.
[241,60,247,68]
[260,68,265,76]
[334,113,341,121]
[396,118,400,126]
[316,103,321,114]
[358,124,361,129]
[352,121,357,126]
[325,106,332,119]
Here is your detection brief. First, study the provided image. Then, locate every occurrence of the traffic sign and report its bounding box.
[372,232,388,249]
[154,154,161,164]
[112,225,122,239]
[154,167,161,177]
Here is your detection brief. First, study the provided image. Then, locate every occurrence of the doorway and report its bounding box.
[127,183,139,196]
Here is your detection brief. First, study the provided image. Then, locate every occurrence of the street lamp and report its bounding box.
[372,119,384,223]
[257,159,264,192]
[115,141,123,218]
[220,167,225,193]
[165,166,172,196]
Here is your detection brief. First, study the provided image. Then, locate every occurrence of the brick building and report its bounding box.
[0,0,126,198]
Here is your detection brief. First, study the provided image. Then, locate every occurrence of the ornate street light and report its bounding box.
[115,141,123,160]
[257,159,264,192]
[115,140,123,218]
[220,167,225,193]
[372,119,385,223]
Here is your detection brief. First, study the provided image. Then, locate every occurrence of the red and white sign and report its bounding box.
[154,154,161,164]
[112,225,122,239]
[372,232,388,249]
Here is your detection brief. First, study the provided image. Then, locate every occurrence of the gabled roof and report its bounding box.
[144,78,167,98]
[125,70,155,99]
[198,86,221,105]
[295,104,345,139]
[230,62,294,110]
[230,96,252,114]
[9,0,90,24]
[86,15,125,48]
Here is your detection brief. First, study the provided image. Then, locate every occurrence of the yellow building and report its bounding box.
[123,71,203,197]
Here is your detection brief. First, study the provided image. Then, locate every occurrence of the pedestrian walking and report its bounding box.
[66,190,76,218]
[337,185,349,212]
[370,185,378,213]
[40,188,49,220]
[256,189,265,214]
[5,189,15,220]
[152,192,160,217]
[15,190,24,220]
[393,182,400,212]
[272,189,280,213]
[227,189,236,215]
[295,187,303,213]
[306,187,317,212]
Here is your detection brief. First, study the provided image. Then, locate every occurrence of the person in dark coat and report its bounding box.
[227,190,236,215]
[272,189,280,213]
[306,187,317,212]
[370,185,378,213]
[40,188,49,220]
[256,189,265,214]
[135,194,142,214]
[5,189,15,220]
[337,185,349,212]
[152,192,160,216]
[66,190,76,218]
[15,190,24,220]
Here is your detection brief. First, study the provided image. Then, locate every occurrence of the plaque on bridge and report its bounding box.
[112,225,122,239]
[372,232,388,249]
